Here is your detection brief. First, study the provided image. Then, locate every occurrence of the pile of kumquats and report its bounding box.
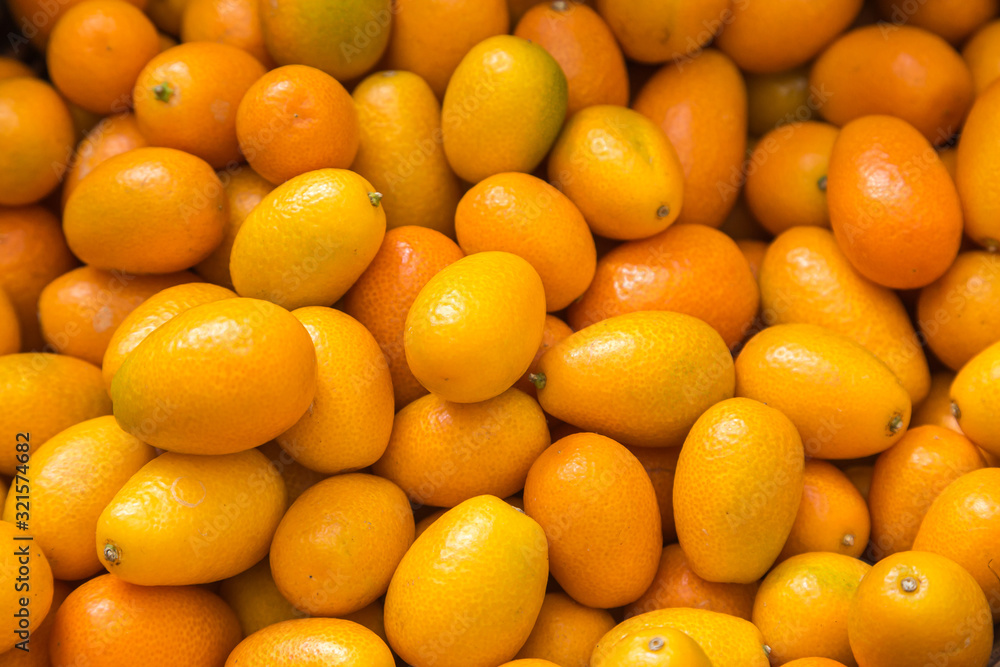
[2,0,1000,665]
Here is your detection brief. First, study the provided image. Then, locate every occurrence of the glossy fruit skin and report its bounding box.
[956,80,1000,251]
[593,0,730,64]
[351,70,461,236]
[913,468,1000,620]
[270,473,414,617]
[60,112,148,209]
[133,42,266,168]
[592,608,770,667]
[180,0,273,66]
[779,459,870,562]
[736,323,912,459]
[567,224,758,348]
[260,0,392,81]
[101,282,236,390]
[869,425,986,560]
[2,416,155,581]
[524,433,661,608]
[236,65,359,185]
[0,206,78,350]
[442,35,567,184]
[625,543,759,621]
[97,448,286,585]
[513,2,628,116]
[46,0,160,114]
[828,115,963,290]
[225,618,395,666]
[0,353,111,475]
[537,311,735,449]
[716,0,862,73]
[230,169,386,309]
[404,251,546,403]
[810,25,974,144]
[951,339,1000,456]
[194,168,275,288]
[759,226,931,404]
[384,495,549,667]
[591,625,712,667]
[782,660,850,667]
[512,592,615,667]
[38,266,198,366]
[50,574,242,667]
[745,121,838,234]
[753,552,870,666]
[674,398,804,583]
[219,557,304,637]
[382,0,509,99]
[374,388,549,507]
[632,48,747,229]
[0,78,75,206]
[455,172,596,311]
[0,577,70,666]
[341,226,464,408]
[63,146,228,274]
[276,307,394,474]
[0,521,53,652]
[848,551,993,667]
[627,446,681,543]
[111,298,316,455]
[549,105,683,240]
[919,252,1000,370]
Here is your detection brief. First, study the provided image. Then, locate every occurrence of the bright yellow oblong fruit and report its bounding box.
[96,448,287,586]
[442,35,567,184]
[674,397,805,584]
[951,339,1000,456]
[404,251,546,403]
[736,323,912,459]
[230,168,386,309]
[111,297,317,455]
[536,311,735,448]
[384,495,549,667]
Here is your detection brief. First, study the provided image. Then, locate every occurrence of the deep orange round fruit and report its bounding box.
[513,2,628,116]
[236,65,359,185]
[0,78,75,206]
[625,543,759,621]
[513,592,615,667]
[875,0,997,44]
[133,42,266,168]
[715,0,863,73]
[827,115,962,290]
[382,0,508,99]
[810,25,974,144]
[180,0,274,66]
[869,425,986,560]
[63,146,228,274]
[777,459,870,561]
[593,0,730,64]
[38,266,198,366]
[50,574,241,667]
[47,0,160,114]
[632,49,746,229]
[524,432,661,608]
[225,618,395,666]
[567,223,758,349]
[0,206,78,350]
